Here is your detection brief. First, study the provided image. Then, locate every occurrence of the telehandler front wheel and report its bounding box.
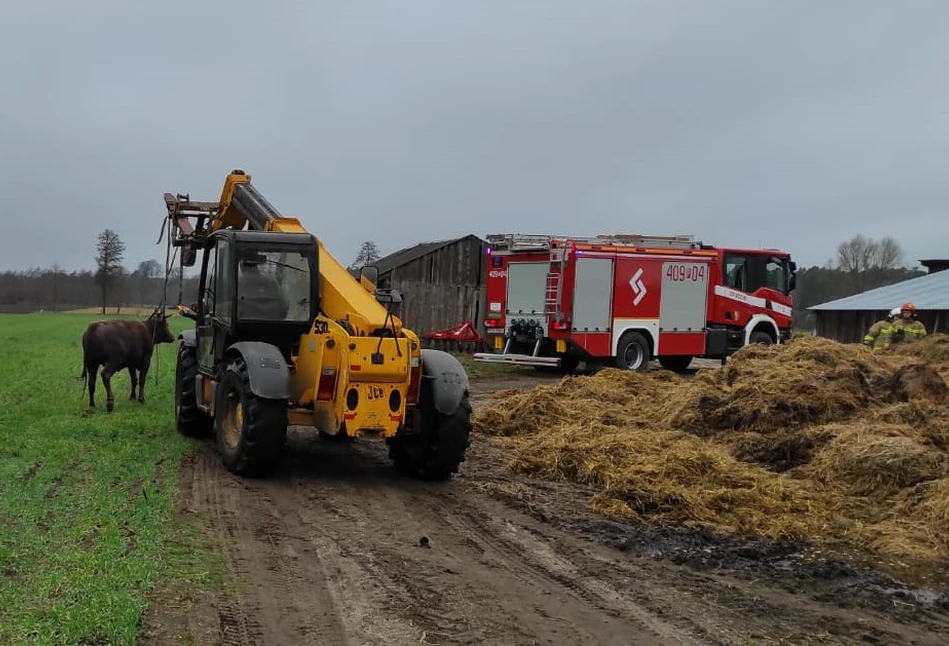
[215,358,288,477]
[388,394,472,481]
[175,343,212,437]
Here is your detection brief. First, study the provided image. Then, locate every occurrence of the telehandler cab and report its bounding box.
[163,170,472,479]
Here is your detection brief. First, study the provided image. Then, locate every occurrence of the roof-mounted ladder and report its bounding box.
[584,233,701,249]
[486,232,703,252]
[486,233,555,252]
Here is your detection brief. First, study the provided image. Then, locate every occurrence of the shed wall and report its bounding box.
[380,236,488,341]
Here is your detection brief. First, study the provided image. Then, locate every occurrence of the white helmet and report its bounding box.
[889,307,901,319]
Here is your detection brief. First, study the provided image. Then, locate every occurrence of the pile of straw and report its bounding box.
[473,335,949,561]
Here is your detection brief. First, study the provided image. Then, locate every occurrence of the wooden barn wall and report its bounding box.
[381,237,487,342]
[815,309,947,343]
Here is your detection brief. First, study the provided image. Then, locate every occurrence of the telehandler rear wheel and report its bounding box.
[388,393,472,481]
[175,344,212,437]
[215,358,288,476]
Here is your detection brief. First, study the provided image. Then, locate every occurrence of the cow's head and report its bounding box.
[147,310,176,344]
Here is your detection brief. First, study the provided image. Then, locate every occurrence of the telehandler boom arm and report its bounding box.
[165,169,399,335]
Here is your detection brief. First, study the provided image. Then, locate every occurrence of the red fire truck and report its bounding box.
[473,233,797,372]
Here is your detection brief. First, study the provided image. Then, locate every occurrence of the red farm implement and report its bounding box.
[423,321,486,353]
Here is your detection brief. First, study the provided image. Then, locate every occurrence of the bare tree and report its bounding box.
[836,235,870,291]
[137,259,162,279]
[50,263,63,310]
[835,234,906,291]
[133,259,163,306]
[95,229,126,314]
[877,236,904,269]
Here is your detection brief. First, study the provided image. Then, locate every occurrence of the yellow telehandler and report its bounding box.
[164,169,472,479]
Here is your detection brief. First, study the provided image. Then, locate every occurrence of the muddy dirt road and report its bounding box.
[143,370,949,646]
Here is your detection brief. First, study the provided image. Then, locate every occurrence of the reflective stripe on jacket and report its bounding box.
[863,319,891,350]
[886,319,927,346]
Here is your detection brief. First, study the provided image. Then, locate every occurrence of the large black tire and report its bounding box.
[388,391,472,481]
[175,344,212,437]
[214,358,288,477]
[749,330,774,346]
[559,355,581,374]
[615,331,651,371]
[658,355,692,373]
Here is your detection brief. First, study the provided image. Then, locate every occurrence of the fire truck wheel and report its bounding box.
[615,331,651,371]
[750,330,775,346]
[560,355,580,373]
[658,355,692,373]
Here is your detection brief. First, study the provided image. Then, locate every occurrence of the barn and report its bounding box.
[809,259,949,342]
[373,234,488,340]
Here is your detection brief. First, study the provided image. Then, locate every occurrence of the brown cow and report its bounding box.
[80,310,176,412]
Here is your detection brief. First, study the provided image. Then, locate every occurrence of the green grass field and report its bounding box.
[0,311,520,644]
[0,312,212,646]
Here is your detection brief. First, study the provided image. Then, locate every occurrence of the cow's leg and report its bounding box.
[87,364,98,408]
[101,365,116,413]
[138,361,149,404]
[129,367,138,400]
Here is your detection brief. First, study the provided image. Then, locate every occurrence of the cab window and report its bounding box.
[201,245,217,318]
[723,254,747,291]
[236,249,312,322]
[215,239,233,324]
[724,253,788,294]
[765,257,788,293]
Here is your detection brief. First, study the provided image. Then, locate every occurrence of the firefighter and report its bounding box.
[887,302,927,346]
[864,307,900,351]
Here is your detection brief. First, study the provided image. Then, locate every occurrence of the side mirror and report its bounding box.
[359,265,379,293]
[360,265,379,285]
[788,273,797,292]
[182,246,197,267]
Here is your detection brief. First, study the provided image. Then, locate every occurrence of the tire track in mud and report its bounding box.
[189,444,350,646]
[183,450,262,646]
[161,418,949,646]
[423,494,706,644]
[276,436,702,646]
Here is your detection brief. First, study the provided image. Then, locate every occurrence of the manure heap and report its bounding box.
[474,335,949,564]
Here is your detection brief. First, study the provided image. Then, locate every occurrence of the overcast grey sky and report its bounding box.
[1,1,947,273]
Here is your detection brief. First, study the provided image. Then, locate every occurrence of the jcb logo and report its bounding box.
[367,386,385,400]
[489,270,507,278]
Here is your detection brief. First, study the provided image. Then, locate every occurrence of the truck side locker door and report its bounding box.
[571,255,614,357]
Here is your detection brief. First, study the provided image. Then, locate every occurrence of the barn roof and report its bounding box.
[375,234,485,275]
[809,269,949,311]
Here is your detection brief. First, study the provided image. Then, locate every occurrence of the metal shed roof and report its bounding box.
[808,270,949,311]
[375,234,485,276]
